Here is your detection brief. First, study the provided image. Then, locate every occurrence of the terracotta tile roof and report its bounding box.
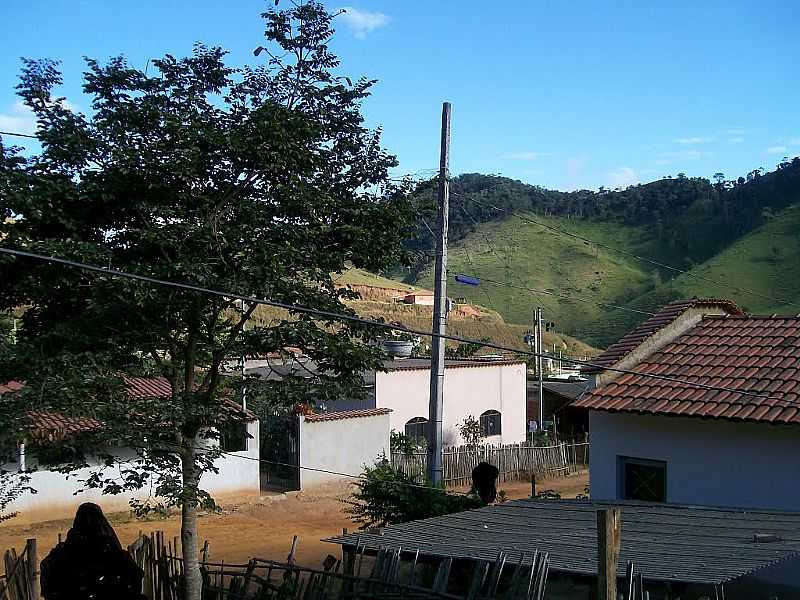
[0,375,256,440]
[304,408,392,422]
[583,298,744,373]
[382,358,525,372]
[0,381,23,395]
[575,315,800,424]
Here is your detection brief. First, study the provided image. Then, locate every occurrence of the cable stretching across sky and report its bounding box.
[0,245,793,406]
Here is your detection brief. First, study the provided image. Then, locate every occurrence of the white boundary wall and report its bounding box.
[298,410,391,489]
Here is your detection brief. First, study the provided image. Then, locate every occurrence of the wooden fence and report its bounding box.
[391,442,589,487]
[0,539,38,600]
[127,531,550,599]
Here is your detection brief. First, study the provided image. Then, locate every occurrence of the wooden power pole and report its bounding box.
[427,102,451,486]
[597,508,622,600]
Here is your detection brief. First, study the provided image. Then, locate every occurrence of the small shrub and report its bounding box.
[458,416,485,448]
[346,458,483,529]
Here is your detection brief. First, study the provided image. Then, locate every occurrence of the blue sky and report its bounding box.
[1,1,798,191]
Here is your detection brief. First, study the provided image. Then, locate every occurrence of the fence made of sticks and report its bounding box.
[0,539,38,600]
[391,441,589,487]
[127,531,549,600]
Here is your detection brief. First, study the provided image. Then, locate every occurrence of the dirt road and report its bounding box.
[0,470,587,568]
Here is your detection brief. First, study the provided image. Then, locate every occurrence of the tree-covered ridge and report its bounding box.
[410,157,800,274]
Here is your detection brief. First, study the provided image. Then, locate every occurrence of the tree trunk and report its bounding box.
[181,440,202,600]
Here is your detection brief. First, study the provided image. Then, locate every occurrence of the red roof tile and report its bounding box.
[1,375,255,440]
[576,315,800,425]
[584,299,744,373]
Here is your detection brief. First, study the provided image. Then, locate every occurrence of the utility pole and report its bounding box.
[536,307,544,432]
[427,102,451,485]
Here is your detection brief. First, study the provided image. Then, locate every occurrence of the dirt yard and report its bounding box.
[0,470,588,569]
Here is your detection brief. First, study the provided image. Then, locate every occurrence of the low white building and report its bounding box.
[327,358,528,446]
[0,377,260,524]
[576,298,800,511]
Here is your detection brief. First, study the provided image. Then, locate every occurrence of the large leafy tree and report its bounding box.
[0,3,411,597]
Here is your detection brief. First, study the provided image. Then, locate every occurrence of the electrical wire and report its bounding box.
[0,131,38,139]
[155,440,477,499]
[0,245,793,405]
[416,207,655,318]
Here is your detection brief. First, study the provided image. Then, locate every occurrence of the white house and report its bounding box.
[0,376,260,524]
[575,298,800,511]
[322,358,528,447]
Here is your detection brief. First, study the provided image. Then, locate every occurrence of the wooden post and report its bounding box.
[597,508,621,600]
[530,473,536,498]
[27,538,40,600]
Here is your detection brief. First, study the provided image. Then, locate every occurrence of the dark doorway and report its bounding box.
[260,414,300,492]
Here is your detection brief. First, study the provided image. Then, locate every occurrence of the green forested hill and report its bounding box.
[403,160,800,348]
[413,213,659,347]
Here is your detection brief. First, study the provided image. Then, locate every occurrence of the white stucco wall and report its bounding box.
[589,411,800,510]
[375,363,527,446]
[2,420,261,525]
[298,411,390,489]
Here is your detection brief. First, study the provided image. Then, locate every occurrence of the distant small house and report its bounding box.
[576,298,800,511]
[402,292,434,306]
[526,378,589,438]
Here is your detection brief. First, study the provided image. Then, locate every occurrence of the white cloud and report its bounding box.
[0,101,37,136]
[606,166,639,189]
[675,136,713,145]
[766,145,787,154]
[724,128,747,136]
[729,137,744,143]
[656,149,712,164]
[339,7,390,39]
[505,151,547,160]
[788,138,800,146]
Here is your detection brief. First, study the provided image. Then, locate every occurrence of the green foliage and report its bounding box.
[534,489,562,500]
[0,0,411,561]
[0,471,36,523]
[389,430,425,455]
[408,161,800,346]
[458,415,485,448]
[346,458,483,529]
[445,337,489,359]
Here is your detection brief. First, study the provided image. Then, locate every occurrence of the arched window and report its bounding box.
[480,410,502,437]
[405,417,428,440]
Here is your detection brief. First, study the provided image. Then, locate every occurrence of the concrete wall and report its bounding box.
[298,411,390,489]
[2,420,261,525]
[375,363,527,446]
[589,411,800,510]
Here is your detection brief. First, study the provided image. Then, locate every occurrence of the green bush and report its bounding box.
[346,458,483,529]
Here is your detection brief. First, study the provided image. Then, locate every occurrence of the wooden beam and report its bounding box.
[597,508,622,600]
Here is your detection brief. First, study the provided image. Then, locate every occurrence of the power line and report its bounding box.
[154,440,476,499]
[0,131,37,140]
[450,187,796,308]
[0,245,792,405]
[464,276,656,317]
